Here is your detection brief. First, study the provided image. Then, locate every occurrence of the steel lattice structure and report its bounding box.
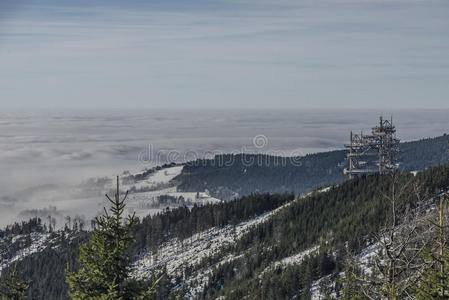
[344,116,400,179]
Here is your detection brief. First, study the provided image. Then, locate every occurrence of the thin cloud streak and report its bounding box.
[0,0,448,109]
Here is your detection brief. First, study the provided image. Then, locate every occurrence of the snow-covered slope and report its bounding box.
[132,198,294,297]
[0,232,54,273]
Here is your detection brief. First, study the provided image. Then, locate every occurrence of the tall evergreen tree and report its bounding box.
[67,176,159,299]
[0,264,29,300]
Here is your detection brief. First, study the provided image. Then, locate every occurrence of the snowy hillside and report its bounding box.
[132,197,294,296]
[0,232,57,273]
[122,166,222,218]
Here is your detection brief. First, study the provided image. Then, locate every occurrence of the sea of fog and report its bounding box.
[1,108,448,228]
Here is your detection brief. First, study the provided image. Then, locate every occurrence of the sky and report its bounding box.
[0,0,448,110]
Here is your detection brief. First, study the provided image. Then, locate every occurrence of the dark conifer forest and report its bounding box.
[175,134,449,199]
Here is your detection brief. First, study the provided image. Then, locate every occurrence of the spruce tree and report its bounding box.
[0,264,29,300]
[67,176,159,299]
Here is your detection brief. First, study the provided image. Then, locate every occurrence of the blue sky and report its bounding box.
[0,0,448,109]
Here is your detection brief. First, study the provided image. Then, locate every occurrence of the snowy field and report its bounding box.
[9,165,222,229]
[120,166,184,191]
[122,165,222,219]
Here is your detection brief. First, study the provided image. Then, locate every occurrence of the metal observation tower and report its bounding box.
[344,116,400,179]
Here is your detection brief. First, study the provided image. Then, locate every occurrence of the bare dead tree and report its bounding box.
[412,192,449,298]
[349,173,434,300]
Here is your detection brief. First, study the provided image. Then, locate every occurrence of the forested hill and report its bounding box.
[175,134,449,199]
[176,151,347,200]
[0,193,295,299]
[0,134,447,299]
[398,133,449,171]
[4,160,448,299]
[200,161,449,299]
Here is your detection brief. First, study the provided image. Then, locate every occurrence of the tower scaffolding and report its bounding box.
[344,116,400,179]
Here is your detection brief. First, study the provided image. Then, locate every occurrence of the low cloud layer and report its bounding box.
[0,109,448,228]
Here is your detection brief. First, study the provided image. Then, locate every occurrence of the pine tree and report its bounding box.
[0,264,29,300]
[67,176,160,299]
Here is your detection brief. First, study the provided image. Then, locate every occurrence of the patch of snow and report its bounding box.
[304,185,335,198]
[318,186,332,193]
[120,166,183,192]
[258,246,319,279]
[276,246,320,267]
[311,274,338,300]
[359,243,379,265]
[148,166,184,185]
